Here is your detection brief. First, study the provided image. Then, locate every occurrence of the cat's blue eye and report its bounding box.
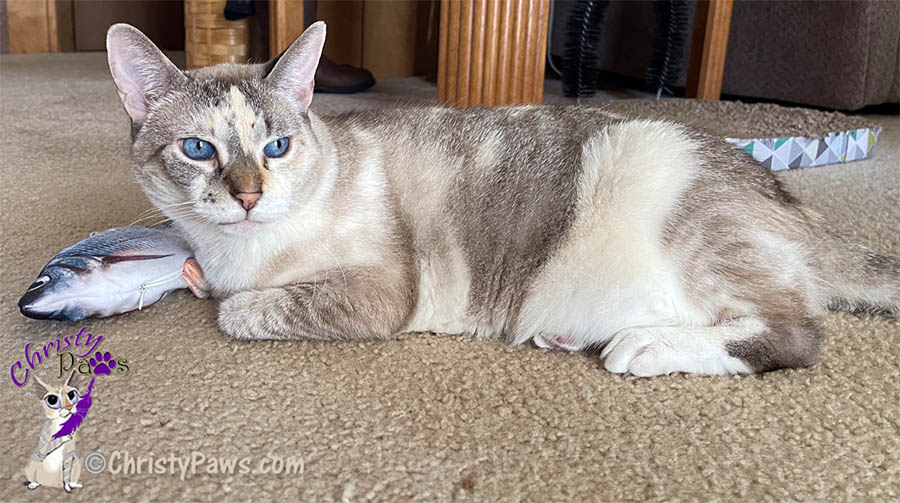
[263,137,290,158]
[44,394,60,409]
[67,390,79,404]
[182,138,216,160]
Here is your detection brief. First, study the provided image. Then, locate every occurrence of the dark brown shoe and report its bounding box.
[315,55,375,94]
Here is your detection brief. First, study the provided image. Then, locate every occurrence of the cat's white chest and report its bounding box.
[192,226,293,295]
[196,246,264,295]
[43,446,64,472]
[193,220,345,296]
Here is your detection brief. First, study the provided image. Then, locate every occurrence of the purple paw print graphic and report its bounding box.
[89,352,117,375]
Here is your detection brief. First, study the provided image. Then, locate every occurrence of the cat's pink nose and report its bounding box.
[232,191,261,211]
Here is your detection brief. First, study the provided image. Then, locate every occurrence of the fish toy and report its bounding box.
[18,225,203,321]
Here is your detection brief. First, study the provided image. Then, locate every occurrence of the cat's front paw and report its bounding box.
[26,481,40,490]
[218,291,280,340]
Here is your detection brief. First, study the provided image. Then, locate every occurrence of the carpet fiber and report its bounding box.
[1,53,898,502]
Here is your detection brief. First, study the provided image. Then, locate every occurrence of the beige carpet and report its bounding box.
[1,52,898,502]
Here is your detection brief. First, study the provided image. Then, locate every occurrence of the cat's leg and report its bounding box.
[70,451,82,487]
[602,313,822,376]
[218,267,414,341]
[62,451,81,492]
[25,455,42,489]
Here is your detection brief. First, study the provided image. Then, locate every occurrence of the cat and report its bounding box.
[24,371,90,492]
[104,22,899,376]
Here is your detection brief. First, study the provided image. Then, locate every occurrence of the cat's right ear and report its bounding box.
[32,375,51,398]
[106,23,185,124]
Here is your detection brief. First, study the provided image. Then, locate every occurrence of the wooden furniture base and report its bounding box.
[5,0,73,53]
[686,0,734,100]
[268,0,304,57]
[438,0,550,108]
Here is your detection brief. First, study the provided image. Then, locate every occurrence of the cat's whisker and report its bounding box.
[135,207,196,221]
[315,240,348,291]
[286,215,347,292]
[146,218,174,228]
[130,214,168,226]
[133,201,193,217]
[130,213,184,226]
[130,209,166,224]
[146,209,214,228]
[129,202,195,226]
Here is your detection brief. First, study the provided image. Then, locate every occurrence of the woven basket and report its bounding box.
[184,0,251,68]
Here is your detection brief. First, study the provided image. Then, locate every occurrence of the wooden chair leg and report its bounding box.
[269,0,304,57]
[6,0,74,54]
[438,0,551,108]
[686,0,734,100]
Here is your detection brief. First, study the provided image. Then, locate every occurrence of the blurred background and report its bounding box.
[1,0,897,110]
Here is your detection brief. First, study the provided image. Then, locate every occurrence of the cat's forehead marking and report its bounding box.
[210,86,265,155]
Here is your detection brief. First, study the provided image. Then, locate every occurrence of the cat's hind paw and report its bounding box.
[182,258,211,299]
[533,332,585,351]
[601,329,661,376]
[601,327,752,377]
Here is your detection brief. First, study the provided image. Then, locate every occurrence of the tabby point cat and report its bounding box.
[104,22,899,376]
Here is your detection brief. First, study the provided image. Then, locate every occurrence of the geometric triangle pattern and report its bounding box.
[725,127,882,172]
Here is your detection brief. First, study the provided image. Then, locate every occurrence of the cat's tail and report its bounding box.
[814,227,900,318]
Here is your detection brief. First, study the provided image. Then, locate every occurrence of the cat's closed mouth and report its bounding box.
[218,219,262,232]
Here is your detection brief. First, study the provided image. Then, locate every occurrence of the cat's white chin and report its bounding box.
[218,219,263,234]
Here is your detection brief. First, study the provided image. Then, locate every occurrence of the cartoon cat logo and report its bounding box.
[24,370,94,492]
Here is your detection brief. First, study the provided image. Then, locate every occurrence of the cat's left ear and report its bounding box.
[64,370,80,390]
[265,21,326,111]
[106,23,186,124]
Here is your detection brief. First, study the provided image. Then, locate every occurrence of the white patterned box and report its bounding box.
[725,128,882,172]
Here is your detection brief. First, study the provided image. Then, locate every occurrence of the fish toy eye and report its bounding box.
[263,137,290,158]
[44,394,61,409]
[27,276,50,292]
[67,390,79,404]
[182,138,216,160]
